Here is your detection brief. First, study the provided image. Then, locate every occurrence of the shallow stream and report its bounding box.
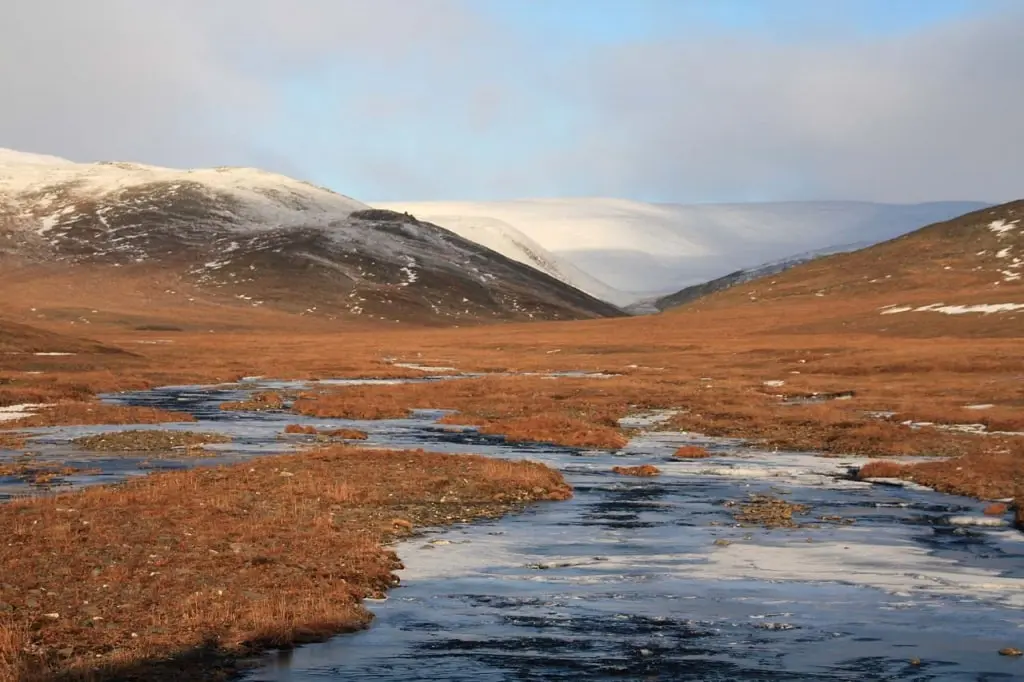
[2,376,1022,680]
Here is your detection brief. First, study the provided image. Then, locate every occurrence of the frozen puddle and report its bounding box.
[2,380,1022,679]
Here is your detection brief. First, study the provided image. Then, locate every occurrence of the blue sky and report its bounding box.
[2,0,1021,204]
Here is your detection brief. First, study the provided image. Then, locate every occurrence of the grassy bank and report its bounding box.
[0,446,571,681]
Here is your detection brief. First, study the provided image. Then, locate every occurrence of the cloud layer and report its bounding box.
[1,0,1020,203]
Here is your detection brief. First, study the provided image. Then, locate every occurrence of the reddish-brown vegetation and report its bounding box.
[0,446,571,681]
[283,425,369,440]
[220,391,287,412]
[4,402,195,429]
[611,464,661,477]
[674,445,711,459]
[901,442,1024,500]
[983,503,1009,516]
[321,428,369,441]
[294,376,628,450]
[1,237,1021,499]
[0,432,26,450]
[857,460,910,480]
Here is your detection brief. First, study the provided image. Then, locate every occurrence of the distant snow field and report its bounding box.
[378,198,988,304]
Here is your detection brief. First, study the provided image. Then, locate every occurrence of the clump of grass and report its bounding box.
[983,502,1009,516]
[0,432,27,450]
[283,425,369,441]
[674,445,711,459]
[221,391,286,412]
[320,428,369,441]
[733,494,810,528]
[611,464,661,477]
[857,460,909,479]
[72,430,231,453]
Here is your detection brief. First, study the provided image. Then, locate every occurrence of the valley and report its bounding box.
[1,154,1021,681]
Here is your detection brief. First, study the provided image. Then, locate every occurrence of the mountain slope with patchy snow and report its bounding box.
[379,198,989,301]
[670,200,1024,338]
[0,149,622,324]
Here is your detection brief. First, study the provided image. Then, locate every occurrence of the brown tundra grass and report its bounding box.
[0,446,571,681]
[674,445,711,459]
[1,276,1022,501]
[2,402,194,429]
[612,464,661,477]
[293,376,628,450]
[857,461,910,479]
[282,425,369,440]
[983,503,1009,516]
[220,391,287,412]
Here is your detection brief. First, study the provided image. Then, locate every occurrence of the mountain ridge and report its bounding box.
[0,149,623,325]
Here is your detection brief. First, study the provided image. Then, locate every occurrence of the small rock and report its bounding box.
[531,487,546,495]
[43,613,60,619]
[714,539,732,547]
[910,658,921,666]
[998,647,1023,657]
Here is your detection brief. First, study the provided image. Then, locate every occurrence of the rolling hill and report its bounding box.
[0,149,622,326]
[673,201,1024,337]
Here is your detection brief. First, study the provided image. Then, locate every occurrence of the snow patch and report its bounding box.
[881,303,1024,316]
[989,219,1019,236]
[0,403,50,423]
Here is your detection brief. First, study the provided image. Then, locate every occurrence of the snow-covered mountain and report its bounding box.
[0,150,622,324]
[378,198,990,303]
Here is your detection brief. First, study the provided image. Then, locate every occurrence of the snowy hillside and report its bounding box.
[393,212,633,307]
[0,149,622,324]
[378,198,989,302]
[0,148,369,234]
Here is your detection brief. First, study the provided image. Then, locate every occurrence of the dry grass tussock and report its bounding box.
[220,391,287,412]
[611,464,661,477]
[983,503,1009,516]
[0,446,571,681]
[283,424,369,441]
[857,461,910,479]
[674,445,711,459]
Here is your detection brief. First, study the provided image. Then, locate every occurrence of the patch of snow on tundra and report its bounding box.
[0,403,50,423]
[881,303,1024,316]
[989,219,1019,235]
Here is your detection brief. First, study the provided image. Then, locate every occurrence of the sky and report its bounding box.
[1,0,1021,204]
